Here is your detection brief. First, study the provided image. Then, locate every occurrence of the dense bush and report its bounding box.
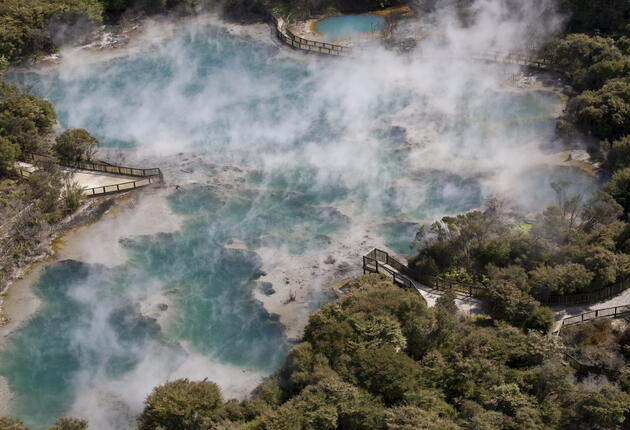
[0,136,20,176]
[557,0,630,34]
[0,93,56,153]
[54,129,99,162]
[138,378,224,430]
[551,34,623,90]
[568,78,630,140]
[0,417,29,430]
[47,418,89,430]
[408,187,630,314]
[0,0,102,63]
[0,417,88,430]
[0,0,197,63]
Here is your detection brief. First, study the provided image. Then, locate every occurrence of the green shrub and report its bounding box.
[47,417,88,430]
[568,78,630,140]
[0,136,20,177]
[577,386,630,429]
[54,129,98,162]
[138,378,224,430]
[605,166,630,214]
[604,135,630,171]
[0,417,29,430]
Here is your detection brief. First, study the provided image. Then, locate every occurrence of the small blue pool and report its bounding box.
[315,14,386,42]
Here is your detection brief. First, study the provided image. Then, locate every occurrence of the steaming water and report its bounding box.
[315,14,386,42]
[2,19,596,429]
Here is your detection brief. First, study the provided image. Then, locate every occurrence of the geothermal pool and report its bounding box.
[2,20,594,429]
[315,14,386,42]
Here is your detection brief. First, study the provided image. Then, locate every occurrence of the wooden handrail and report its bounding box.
[557,305,630,331]
[16,153,163,197]
[271,14,553,68]
[362,248,630,306]
[22,152,162,179]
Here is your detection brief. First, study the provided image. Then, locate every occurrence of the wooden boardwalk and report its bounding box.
[16,153,163,197]
[272,15,554,70]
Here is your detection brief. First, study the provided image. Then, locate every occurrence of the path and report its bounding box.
[362,248,630,330]
[17,162,137,188]
[272,15,554,70]
[362,249,484,315]
[15,155,162,197]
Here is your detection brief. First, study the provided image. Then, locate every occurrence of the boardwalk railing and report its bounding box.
[556,305,630,331]
[362,248,482,296]
[82,176,162,196]
[17,153,163,197]
[272,16,351,56]
[22,152,162,178]
[362,248,630,306]
[543,279,630,306]
[272,15,553,69]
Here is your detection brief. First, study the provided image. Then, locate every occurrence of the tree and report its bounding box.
[579,191,623,231]
[577,386,630,429]
[260,377,384,430]
[138,378,224,430]
[0,93,56,153]
[551,34,622,89]
[54,129,98,162]
[28,169,62,216]
[384,406,461,430]
[47,418,88,430]
[568,78,630,140]
[529,263,594,297]
[0,417,29,430]
[604,135,630,171]
[557,0,630,34]
[61,177,84,213]
[350,345,423,406]
[483,279,554,332]
[605,166,630,214]
[0,135,20,177]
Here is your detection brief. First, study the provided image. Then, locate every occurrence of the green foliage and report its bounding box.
[551,34,623,90]
[0,0,102,63]
[272,0,399,21]
[0,92,56,153]
[54,128,98,162]
[260,377,384,430]
[619,365,630,393]
[0,417,29,430]
[0,136,20,177]
[483,279,554,332]
[101,0,195,19]
[138,378,224,430]
[568,78,630,140]
[28,168,61,216]
[604,135,630,170]
[577,386,630,429]
[384,406,461,430]
[557,0,630,34]
[411,188,628,315]
[61,177,84,213]
[221,0,269,23]
[529,263,594,297]
[47,417,88,430]
[606,167,630,215]
[350,345,423,406]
